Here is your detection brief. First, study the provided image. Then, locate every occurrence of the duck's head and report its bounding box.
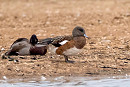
[30,34,38,46]
[72,26,89,38]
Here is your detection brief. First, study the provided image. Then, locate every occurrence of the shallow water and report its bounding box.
[0,75,130,87]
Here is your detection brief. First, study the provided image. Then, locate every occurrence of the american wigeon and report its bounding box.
[39,26,89,62]
[6,34,48,56]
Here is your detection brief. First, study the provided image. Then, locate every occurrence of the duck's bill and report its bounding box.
[84,34,90,39]
[84,34,89,38]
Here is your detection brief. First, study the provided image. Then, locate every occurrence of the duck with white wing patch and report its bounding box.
[39,26,90,63]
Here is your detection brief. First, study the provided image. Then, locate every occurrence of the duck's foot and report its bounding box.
[65,60,75,63]
[64,55,75,63]
[31,57,37,60]
[1,53,7,59]
[8,57,19,62]
[8,57,14,61]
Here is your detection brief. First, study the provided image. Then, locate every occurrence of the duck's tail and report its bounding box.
[1,51,10,59]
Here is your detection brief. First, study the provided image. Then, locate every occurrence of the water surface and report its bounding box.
[0,75,130,87]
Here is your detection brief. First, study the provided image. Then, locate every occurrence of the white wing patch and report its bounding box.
[59,40,68,45]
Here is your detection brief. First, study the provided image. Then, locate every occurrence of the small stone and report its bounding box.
[37,64,40,66]
[22,14,26,17]
[50,34,55,36]
[46,21,50,25]
[41,76,46,81]
[54,76,64,81]
[60,27,67,30]
[14,60,19,62]
[3,76,7,80]
[118,70,121,72]
[1,48,5,51]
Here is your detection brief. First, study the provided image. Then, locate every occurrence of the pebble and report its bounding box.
[54,76,64,81]
[1,48,5,51]
[3,76,7,80]
[101,40,111,43]
[118,70,121,72]
[60,27,67,30]
[22,14,26,18]
[46,21,50,25]
[14,60,19,63]
[28,81,37,83]
[41,76,46,81]
[50,34,55,36]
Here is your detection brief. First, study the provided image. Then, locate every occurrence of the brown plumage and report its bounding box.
[40,26,89,63]
[30,45,47,55]
[56,40,75,55]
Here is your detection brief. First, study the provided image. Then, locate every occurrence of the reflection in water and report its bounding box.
[0,75,130,87]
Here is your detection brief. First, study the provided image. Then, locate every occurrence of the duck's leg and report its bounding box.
[1,52,19,62]
[2,51,17,59]
[64,55,74,63]
[64,55,68,62]
[31,55,37,60]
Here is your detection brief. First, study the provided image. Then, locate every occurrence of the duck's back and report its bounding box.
[9,38,31,55]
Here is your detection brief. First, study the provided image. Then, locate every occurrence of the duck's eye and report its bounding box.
[79,29,83,32]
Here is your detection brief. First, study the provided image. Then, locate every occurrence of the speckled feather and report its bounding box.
[51,35,73,44]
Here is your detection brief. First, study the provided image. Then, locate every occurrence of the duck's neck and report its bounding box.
[73,36,86,49]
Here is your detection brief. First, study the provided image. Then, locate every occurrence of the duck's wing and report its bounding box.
[38,35,73,47]
[52,35,73,43]
[11,38,29,47]
[51,35,73,47]
[6,38,30,56]
[10,38,30,52]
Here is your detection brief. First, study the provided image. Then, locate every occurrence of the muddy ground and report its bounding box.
[0,0,130,79]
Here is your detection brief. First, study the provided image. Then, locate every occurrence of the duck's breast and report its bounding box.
[74,37,86,49]
[30,45,47,55]
[63,46,81,56]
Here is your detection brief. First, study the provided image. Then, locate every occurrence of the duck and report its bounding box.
[5,34,48,56]
[39,26,89,63]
